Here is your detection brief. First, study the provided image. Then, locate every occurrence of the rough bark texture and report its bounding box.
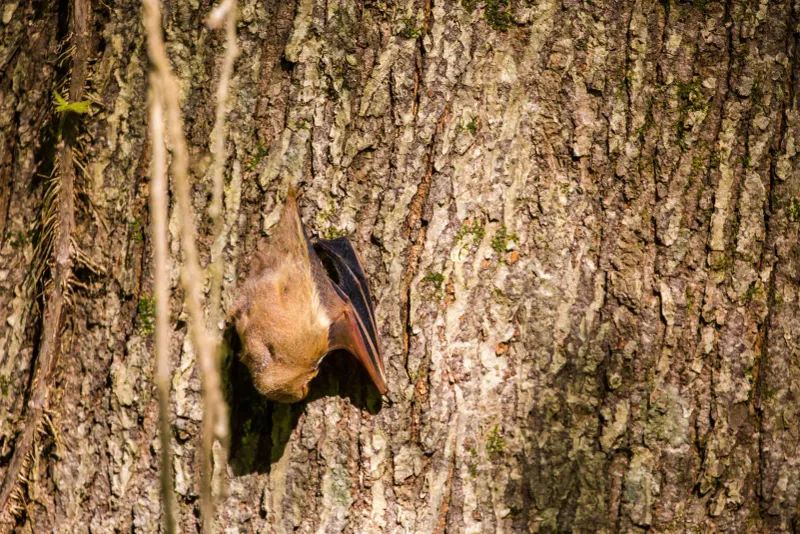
[2,0,800,532]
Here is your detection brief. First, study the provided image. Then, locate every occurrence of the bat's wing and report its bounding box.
[312,237,388,395]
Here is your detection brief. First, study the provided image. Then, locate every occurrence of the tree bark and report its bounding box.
[2,0,800,532]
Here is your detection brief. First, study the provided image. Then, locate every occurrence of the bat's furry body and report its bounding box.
[231,189,387,402]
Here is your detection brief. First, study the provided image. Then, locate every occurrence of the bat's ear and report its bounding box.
[271,187,312,264]
[329,306,389,394]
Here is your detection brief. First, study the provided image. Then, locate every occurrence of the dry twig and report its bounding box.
[207,0,239,341]
[206,0,239,520]
[142,1,231,531]
[148,85,178,533]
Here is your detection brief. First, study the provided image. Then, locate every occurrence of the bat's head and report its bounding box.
[230,188,333,402]
[230,263,331,402]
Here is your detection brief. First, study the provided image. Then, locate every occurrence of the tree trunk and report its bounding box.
[2,0,800,532]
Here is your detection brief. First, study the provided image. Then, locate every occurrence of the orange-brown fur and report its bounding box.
[230,190,338,402]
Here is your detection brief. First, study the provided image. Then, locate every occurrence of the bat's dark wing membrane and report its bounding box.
[315,238,378,333]
[313,238,388,394]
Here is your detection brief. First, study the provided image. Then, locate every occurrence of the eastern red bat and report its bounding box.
[230,188,388,402]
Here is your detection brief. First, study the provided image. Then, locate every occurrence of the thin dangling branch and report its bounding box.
[205,0,239,525]
[148,83,178,533]
[142,1,233,531]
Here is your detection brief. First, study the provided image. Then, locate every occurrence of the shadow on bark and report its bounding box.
[225,329,383,476]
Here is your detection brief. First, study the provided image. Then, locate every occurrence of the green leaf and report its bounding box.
[65,100,92,114]
[54,91,92,115]
[54,90,67,107]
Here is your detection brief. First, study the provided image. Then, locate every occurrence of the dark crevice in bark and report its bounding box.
[387,62,397,126]
[412,45,422,121]
[755,0,799,518]
[622,0,636,139]
[0,40,23,83]
[692,7,735,469]
[690,0,734,380]
[307,122,317,188]
[423,0,433,36]
[0,134,17,247]
[400,36,435,372]
[124,144,152,304]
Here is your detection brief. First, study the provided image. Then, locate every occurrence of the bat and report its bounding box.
[229,188,388,403]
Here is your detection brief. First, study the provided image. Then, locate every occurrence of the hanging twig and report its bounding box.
[148,84,178,534]
[207,0,239,342]
[142,1,230,531]
[206,0,239,522]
